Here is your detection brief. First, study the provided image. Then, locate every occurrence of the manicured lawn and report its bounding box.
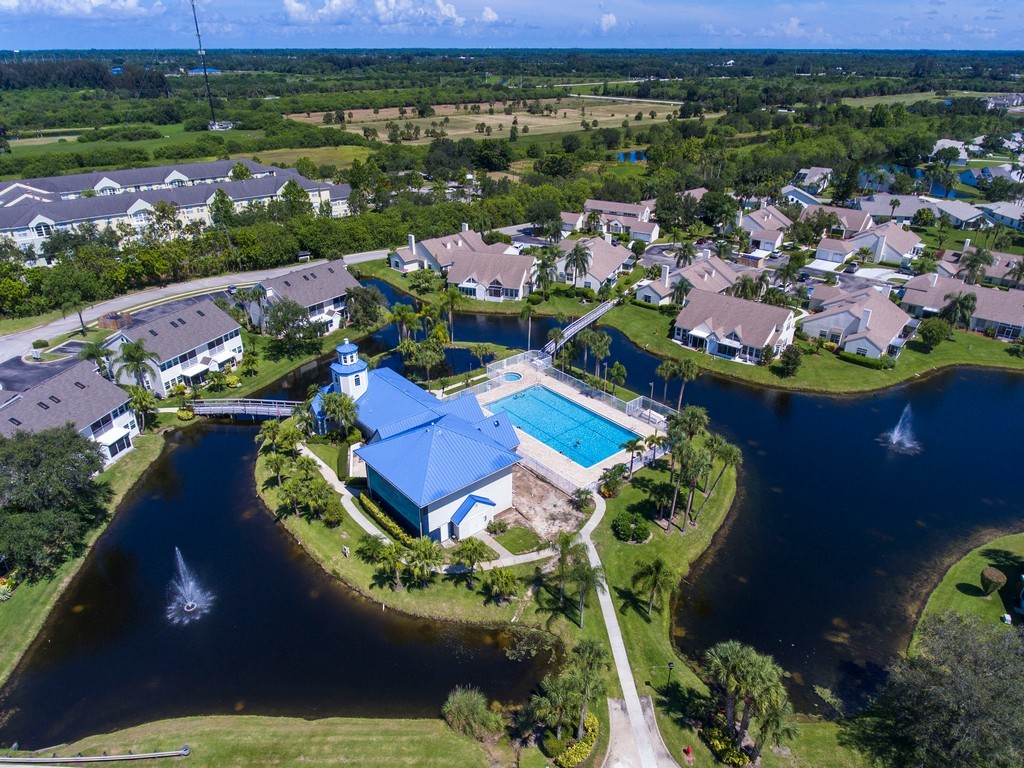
[306,442,345,479]
[604,302,1024,394]
[0,309,67,337]
[912,224,1024,257]
[35,715,487,768]
[233,145,372,169]
[0,433,165,686]
[914,532,1024,648]
[495,525,546,555]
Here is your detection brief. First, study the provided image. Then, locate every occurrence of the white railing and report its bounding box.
[485,349,551,374]
[542,298,618,354]
[624,395,678,424]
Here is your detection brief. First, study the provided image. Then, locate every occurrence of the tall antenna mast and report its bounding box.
[190,0,217,125]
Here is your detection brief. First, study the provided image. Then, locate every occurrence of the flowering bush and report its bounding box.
[176,408,195,421]
[358,495,416,547]
[700,722,746,767]
[554,712,599,768]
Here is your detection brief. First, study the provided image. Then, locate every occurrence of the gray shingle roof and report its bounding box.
[0,361,129,437]
[674,289,793,348]
[445,251,534,290]
[260,259,360,309]
[106,299,240,364]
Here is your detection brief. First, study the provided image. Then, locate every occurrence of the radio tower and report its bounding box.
[189,0,224,129]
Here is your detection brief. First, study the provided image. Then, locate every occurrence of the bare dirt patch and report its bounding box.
[502,465,583,541]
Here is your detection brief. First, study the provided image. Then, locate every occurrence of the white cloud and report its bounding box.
[598,11,616,32]
[756,15,832,43]
[284,0,463,26]
[0,0,159,16]
[700,23,741,37]
[479,5,497,22]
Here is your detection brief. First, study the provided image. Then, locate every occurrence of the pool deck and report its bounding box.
[476,363,660,489]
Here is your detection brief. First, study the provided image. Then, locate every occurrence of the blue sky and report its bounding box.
[0,0,1020,51]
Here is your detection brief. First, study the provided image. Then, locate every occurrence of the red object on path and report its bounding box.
[683,745,694,765]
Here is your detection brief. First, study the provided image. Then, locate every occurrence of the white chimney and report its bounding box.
[711,268,717,278]
[408,233,416,252]
[461,222,469,232]
[929,272,938,287]
[860,308,872,332]
[661,264,670,287]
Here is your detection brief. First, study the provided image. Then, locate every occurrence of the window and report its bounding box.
[8,418,21,427]
[74,381,86,389]
[818,330,827,338]
[354,375,361,387]
[644,295,652,304]
[34,223,53,237]
[36,402,49,410]
[148,329,158,337]
[48,395,60,403]
[856,347,868,356]
[108,434,133,458]
[196,310,205,317]
[829,332,841,344]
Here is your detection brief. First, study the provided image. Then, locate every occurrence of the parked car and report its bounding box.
[797,272,810,283]
[843,262,860,274]
[227,285,238,295]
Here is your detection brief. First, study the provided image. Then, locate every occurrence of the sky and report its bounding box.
[0,0,1021,52]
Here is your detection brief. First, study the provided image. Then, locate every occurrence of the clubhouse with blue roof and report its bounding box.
[311,341,521,542]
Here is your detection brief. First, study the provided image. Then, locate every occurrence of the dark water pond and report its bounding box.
[0,425,546,748]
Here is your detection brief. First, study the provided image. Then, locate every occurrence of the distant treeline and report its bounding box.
[0,60,167,94]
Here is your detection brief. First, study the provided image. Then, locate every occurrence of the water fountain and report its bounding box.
[883,404,921,454]
[166,548,213,625]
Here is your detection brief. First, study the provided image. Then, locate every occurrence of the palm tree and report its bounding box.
[114,339,159,388]
[356,532,388,562]
[727,273,760,300]
[377,542,406,591]
[304,477,333,520]
[609,361,626,394]
[321,391,358,434]
[621,437,645,477]
[749,688,798,762]
[564,242,592,287]
[958,246,994,285]
[438,284,465,344]
[240,347,260,377]
[694,439,742,523]
[390,302,419,342]
[570,561,606,628]
[774,261,800,291]
[589,331,611,379]
[762,287,788,307]
[569,639,611,740]
[484,566,519,603]
[293,454,321,482]
[519,303,534,351]
[554,532,586,606]
[715,239,732,260]
[264,451,289,487]
[206,369,227,392]
[673,241,697,268]
[1007,258,1024,288]
[125,385,156,432]
[656,360,677,401]
[536,250,559,299]
[406,537,444,587]
[584,210,603,234]
[674,360,700,412]
[60,293,89,336]
[669,276,692,305]
[256,418,283,453]
[705,640,751,739]
[78,340,111,378]
[736,655,785,746]
[940,290,978,329]
[280,476,305,518]
[454,537,490,589]
[278,424,303,455]
[681,444,713,526]
[888,197,901,220]
[632,556,681,616]
[531,673,580,741]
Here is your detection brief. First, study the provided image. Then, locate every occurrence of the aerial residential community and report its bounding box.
[1,22,1024,768]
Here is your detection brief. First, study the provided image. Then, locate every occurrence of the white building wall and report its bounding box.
[423,469,514,542]
[83,405,141,466]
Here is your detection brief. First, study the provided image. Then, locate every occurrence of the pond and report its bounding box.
[0,424,547,749]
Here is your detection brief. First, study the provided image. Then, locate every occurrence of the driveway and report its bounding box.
[0,354,81,393]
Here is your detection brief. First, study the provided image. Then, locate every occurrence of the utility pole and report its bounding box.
[190,0,217,126]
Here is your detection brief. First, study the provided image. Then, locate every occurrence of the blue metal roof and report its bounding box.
[330,358,367,377]
[354,368,441,436]
[336,341,359,355]
[356,415,520,507]
[451,495,495,526]
[472,412,520,451]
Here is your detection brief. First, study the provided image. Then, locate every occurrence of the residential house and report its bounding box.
[0,361,140,465]
[750,228,784,251]
[932,199,988,229]
[635,266,676,306]
[930,139,969,164]
[901,273,1024,341]
[854,194,936,225]
[799,205,874,238]
[251,259,361,332]
[103,300,243,396]
[859,168,897,194]
[446,250,536,301]
[979,201,1024,231]
[680,187,708,203]
[678,256,740,294]
[672,289,795,364]
[779,184,820,210]
[556,237,633,289]
[583,198,654,222]
[850,222,925,265]
[740,204,792,234]
[805,283,851,311]
[936,247,1024,290]
[800,289,912,359]
[791,167,833,194]
[312,350,520,542]
[389,226,514,273]
[561,199,660,242]
[814,237,857,264]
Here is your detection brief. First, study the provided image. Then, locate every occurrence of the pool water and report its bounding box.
[503,372,523,382]
[488,385,639,467]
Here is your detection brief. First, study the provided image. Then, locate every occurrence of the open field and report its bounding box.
[230,144,372,169]
[289,97,676,145]
[840,90,1015,108]
[28,715,488,768]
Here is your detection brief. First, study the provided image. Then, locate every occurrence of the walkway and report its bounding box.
[580,495,665,768]
[542,298,618,355]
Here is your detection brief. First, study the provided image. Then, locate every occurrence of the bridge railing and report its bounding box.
[191,398,302,417]
[542,298,618,354]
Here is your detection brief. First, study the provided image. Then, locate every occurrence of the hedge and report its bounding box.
[700,722,747,767]
[336,446,350,482]
[554,711,599,768]
[836,350,896,370]
[357,494,416,547]
[630,298,662,311]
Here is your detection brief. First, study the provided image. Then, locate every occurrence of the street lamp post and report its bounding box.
[667,661,675,687]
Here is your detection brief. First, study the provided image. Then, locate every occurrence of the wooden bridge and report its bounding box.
[191,398,302,419]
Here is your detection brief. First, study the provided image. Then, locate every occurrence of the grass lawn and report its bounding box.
[0,309,67,337]
[914,532,1024,648]
[603,302,1024,394]
[306,442,345,478]
[233,145,372,169]
[32,715,487,768]
[0,433,165,686]
[912,223,1024,257]
[495,525,546,555]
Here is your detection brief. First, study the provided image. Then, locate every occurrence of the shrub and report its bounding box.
[541,733,566,758]
[701,722,747,767]
[442,686,502,741]
[630,298,662,311]
[778,344,802,377]
[225,374,241,388]
[918,317,951,352]
[981,566,1007,596]
[554,711,599,768]
[176,408,195,421]
[528,292,544,305]
[336,448,349,481]
[759,344,776,366]
[611,511,649,542]
[824,341,838,352]
[486,519,509,535]
[322,496,345,528]
[837,350,896,370]
[358,494,416,547]
[577,287,597,302]
[31,339,49,349]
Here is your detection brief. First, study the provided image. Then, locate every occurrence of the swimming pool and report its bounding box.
[488,385,639,468]
[503,372,523,382]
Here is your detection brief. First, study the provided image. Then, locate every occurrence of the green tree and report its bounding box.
[346,285,387,328]
[264,450,289,487]
[670,276,692,306]
[280,179,314,219]
[673,240,698,268]
[405,536,444,587]
[918,317,951,352]
[240,346,260,377]
[608,361,627,394]
[390,302,419,341]
[470,342,494,369]
[656,359,678,401]
[531,672,581,741]
[453,537,490,589]
[620,436,645,477]
[957,246,994,285]
[256,418,283,454]
[78,340,111,379]
[673,358,700,411]
[376,542,406,591]
[205,368,227,392]
[695,438,741,523]
[632,556,681,616]
[484,566,520,603]
[280,476,305,517]
[565,241,592,286]
[125,385,157,432]
[266,297,319,357]
[229,161,252,180]
[113,339,159,388]
[940,290,978,329]
[589,330,611,379]
[320,391,357,433]
[570,560,606,628]
[568,639,611,739]
[778,345,802,378]
[554,531,586,606]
